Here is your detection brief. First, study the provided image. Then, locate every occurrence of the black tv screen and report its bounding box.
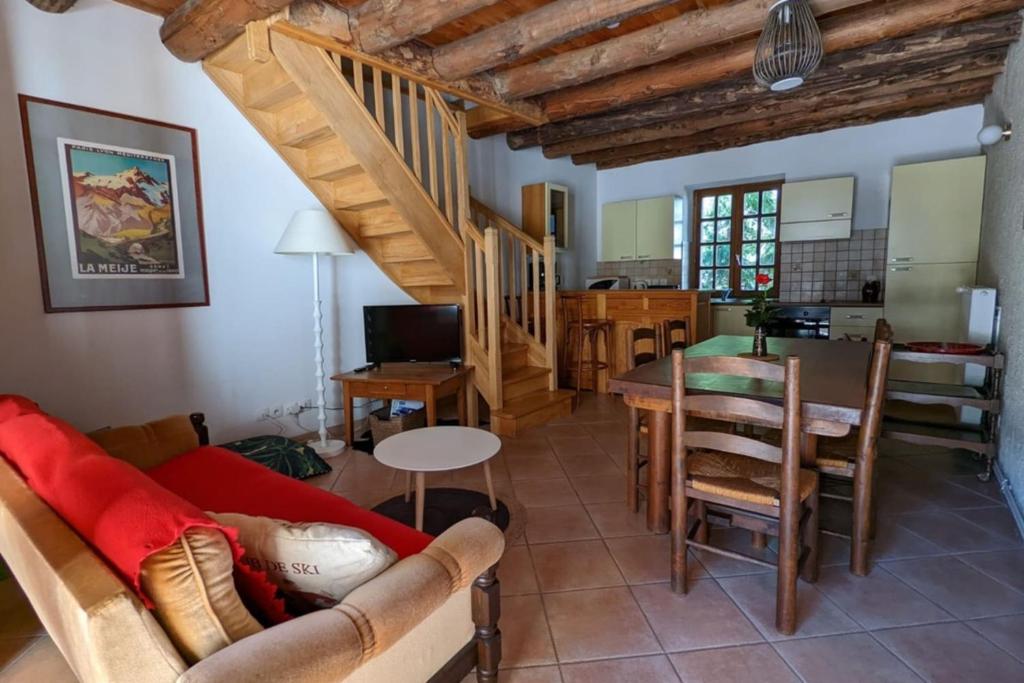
[364,304,462,364]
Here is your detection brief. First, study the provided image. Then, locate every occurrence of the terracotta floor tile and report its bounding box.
[691,527,777,577]
[512,478,580,508]
[817,533,852,567]
[532,423,591,438]
[606,535,707,585]
[507,453,567,481]
[499,595,558,669]
[0,582,43,640]
[668,643,799,683]
[0,638,37,671]
[874,622,1024,683]
[555,453,621,478]
[881,556,1024,619]
[953,506,1023,545]
[501,666,563,683]
[718,573,860,641]
[945,474,1008,505]
[815,565,953,630]
[0,638,76,683]
[893,510,1013,553]
[530,540,625,592]
[569,475,626,504]
[548,435,606,458]
[910,478,1005,510]
[543,587,661,663]
[560,654,680,683]
[584,502,655,538]
[499,546,540,596]
[872,523,946,561]
[633,580,764,652]
[967,614,1024,663]
[525,504,599,544]
[600,436,629,466]
[958,549,1024,593]
[774,633,921,683]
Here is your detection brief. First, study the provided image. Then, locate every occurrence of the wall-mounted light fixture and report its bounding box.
[978,123,1013,146]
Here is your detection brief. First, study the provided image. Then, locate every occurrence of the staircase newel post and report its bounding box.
[455,111,471,242]
[543,234,557,391]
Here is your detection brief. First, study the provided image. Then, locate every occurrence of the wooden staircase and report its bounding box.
[203,20,572,435]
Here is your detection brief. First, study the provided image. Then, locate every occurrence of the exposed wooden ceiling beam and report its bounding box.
[352,0,500,54]
[540,0,1024,122]
[492,0,870,99]
[511,13,1021,151]
[113,0,179,15]
[564,52,1005,162]
[432,0,675,80]
[281,2,546,125]
[161,0,294,62]
[586,78,994,170]
[25,0,77,12]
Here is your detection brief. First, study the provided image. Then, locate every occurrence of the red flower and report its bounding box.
[755,273,772,286]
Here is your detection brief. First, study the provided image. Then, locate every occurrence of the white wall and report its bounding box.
[469,136,597,289]
[978,33,1024,515]
[0,0,412,442]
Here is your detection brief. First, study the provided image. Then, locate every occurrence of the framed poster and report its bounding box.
[19,95,209,312]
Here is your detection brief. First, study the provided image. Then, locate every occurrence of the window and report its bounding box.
[691,182,781,295]
[672,198,685,260]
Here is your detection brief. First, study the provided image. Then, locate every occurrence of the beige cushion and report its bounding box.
[210,512,397,613]
[140,528,264,664]
[88,415,199,470]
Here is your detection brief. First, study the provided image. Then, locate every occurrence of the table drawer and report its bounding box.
[348,381,409,398]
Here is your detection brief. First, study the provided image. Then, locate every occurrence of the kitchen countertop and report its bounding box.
[710,298,883,307]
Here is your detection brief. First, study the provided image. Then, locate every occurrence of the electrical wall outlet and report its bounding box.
[285,401,303,415]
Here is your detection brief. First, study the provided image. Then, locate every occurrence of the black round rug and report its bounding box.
[372,487,510,536]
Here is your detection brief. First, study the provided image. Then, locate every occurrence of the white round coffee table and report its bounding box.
[373,426,502,531]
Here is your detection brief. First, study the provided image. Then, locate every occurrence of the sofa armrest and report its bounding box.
[178,517,505,683]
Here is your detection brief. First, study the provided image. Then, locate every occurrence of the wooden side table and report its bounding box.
[332,363,473,446]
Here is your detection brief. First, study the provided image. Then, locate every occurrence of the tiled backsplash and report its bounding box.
[778,229,888,303]
[595,258,682,286]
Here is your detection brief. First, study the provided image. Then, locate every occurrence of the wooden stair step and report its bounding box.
[389,260,455,287]
[358,205,412,238]
[333,172,387,209]
[306,139,361,181]
[405,285,463,304]
[491,390,575,437]
[244,60,302,112]
[502,365,551,401]
[502,343,529,372]
[377,233,434,263]
[277,99,335,148]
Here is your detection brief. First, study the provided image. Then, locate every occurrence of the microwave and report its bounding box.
[585,276,630,290]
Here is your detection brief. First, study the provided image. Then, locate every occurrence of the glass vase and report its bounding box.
[752,325,768,357]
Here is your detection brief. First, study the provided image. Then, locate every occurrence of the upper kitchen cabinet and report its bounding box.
[522,182,570,249]
[780,176,854,242]
[600,196,680,261]
[887,156,986,265]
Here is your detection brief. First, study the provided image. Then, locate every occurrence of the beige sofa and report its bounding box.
[0,415,505,682]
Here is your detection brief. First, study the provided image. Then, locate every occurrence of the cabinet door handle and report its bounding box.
[846,314,865,320]
[620,255,632,260]
[891,257,913,263]
[890,267,912,272]
[638,254,651,259]
[828,212,849,218]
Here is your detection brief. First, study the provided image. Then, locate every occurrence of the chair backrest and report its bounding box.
[628,327,661,369]
[671,350,803,503]
[874,318,893,343]
[662,318,689,353]
[860,339,893,444]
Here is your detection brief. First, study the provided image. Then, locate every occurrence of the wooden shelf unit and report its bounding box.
[522,182,569,249]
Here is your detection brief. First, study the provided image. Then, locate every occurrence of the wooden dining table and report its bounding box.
[608,335,874,536]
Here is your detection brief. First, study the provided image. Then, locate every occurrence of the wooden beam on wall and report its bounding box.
[432,0,675,80]
[352,0,500,54]
[539,0,1024,122]
[562,52,1006,161]
[586,79,994,169]
[113,0,179,15]
[161,0,294,62]
[515,13,1021,151]
[492,0,870,99]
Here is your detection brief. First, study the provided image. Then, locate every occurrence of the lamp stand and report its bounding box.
[309,252,345,458]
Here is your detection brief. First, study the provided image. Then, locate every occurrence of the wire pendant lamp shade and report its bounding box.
[753,0,824,92]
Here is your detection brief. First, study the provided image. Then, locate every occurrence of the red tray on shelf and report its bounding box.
[904,341,987,355]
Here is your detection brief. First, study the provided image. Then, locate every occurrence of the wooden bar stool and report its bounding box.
[561,295,613,406]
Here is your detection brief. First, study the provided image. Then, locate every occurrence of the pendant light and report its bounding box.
[753,0,824,92]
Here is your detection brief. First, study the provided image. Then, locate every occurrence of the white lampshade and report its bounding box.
[275,209,356,255]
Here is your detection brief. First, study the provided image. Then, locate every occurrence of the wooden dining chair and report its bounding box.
[670,350,819,635]
[662,318,690,353]
[626,327,662,511]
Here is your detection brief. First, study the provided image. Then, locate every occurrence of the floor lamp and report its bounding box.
[275,209,355,457]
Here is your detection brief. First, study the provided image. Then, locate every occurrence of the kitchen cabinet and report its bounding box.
[712,305,750,336]
[780,176,854,242]
[601,196,679,261]
[829,306,884,341]
[522,182,570,249]
[887,157,986,265]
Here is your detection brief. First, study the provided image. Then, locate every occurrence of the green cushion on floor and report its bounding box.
[217,435,331,480]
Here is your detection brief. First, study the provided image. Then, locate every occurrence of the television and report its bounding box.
[364,304,462,364]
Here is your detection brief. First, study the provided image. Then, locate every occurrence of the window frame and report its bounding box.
[689,180,783,297]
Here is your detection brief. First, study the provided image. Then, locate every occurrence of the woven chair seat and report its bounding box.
[687,450,817,507]
[759,429,857,474]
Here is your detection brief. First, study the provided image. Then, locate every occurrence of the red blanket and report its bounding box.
[0,397,288,623]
